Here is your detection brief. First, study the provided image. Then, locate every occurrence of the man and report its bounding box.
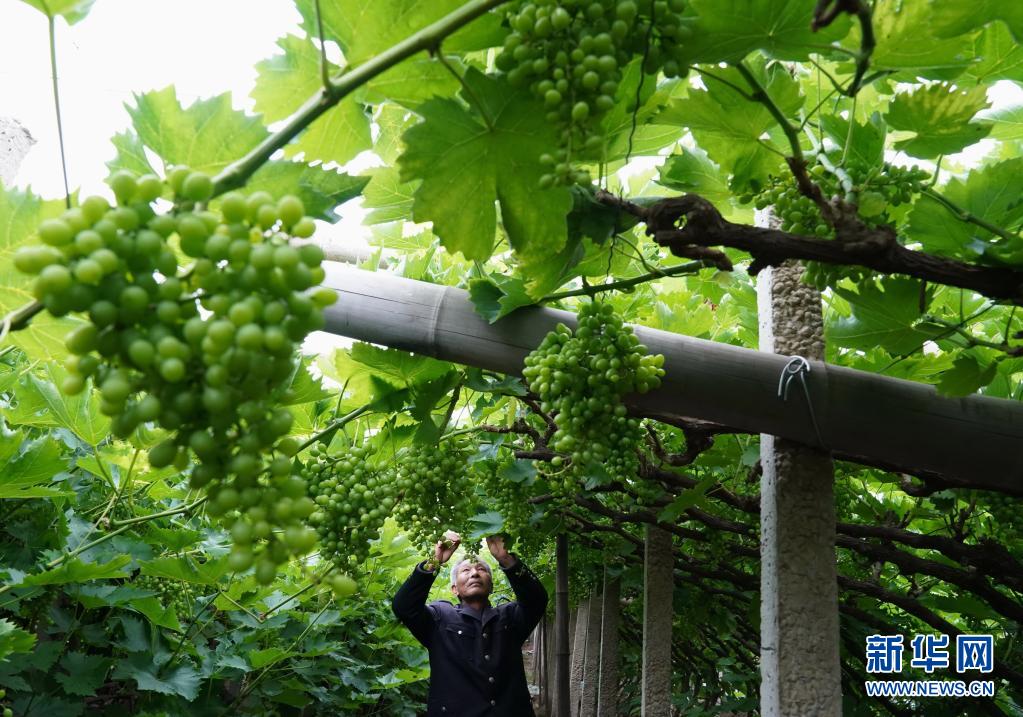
[392,530,548,717]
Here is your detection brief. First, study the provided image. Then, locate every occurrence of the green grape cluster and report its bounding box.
[750,161,929,290]
[495,0,692,186]
[0,688,9,717]
[392,441,477,550]
[478,460,535,539]
[303,444,399,569]
[984,492,1020,533]
[135,574,199,617]
[522,301,664,500]
[14,168,332,584]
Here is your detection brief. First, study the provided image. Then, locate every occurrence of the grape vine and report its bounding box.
[750,160,929,289]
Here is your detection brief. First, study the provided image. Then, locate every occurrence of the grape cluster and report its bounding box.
[495,0,692,186]
[983,492,1021,534]
[392,441,477,550]
[135,574,200,617]
[478,460,535,540]
[522,301,664,500]
[750,161,929,289]
[15,168,333,583]
[304,444,399,569]
[0,688,9,717]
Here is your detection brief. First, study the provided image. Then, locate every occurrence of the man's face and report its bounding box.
[451,561,493,601]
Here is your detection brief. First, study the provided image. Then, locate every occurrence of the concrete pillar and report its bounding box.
[580,589,602,717]
[757,255,841,716]
[569,597,588,715]
[596,571,621,717]
[641,525,673,717]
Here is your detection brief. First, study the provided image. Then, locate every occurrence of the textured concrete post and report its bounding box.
[757,255,841,716]
[0,117,34,186]
[642,525,673,717]
[555,533,571,717]
[596,571,621,717]
[570,598,588,715]
[580,589,602,717]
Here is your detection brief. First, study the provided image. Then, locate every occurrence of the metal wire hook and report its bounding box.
[776,355,828,450]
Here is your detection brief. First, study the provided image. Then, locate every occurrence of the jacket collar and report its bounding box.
[456,601,500,626]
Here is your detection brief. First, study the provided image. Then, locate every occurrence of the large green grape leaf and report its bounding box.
[961,23,1023,84]
[293,0,505,66]
[870,0,975,79]
[0,432,72,499]
[906,158,1023,263]
[0,185,82,359]
[819,113,886,169]
[398,69,572,263]
[18,0,95,23]
[251,34,371,166]
[930,0,1023,42]
[935,353,998,397]
[827,278,945,355]
[658,148,733,208]
[660,62,801,191]
[54,652,112,697]
[8,364,110,445]
[122,86,269,175]
[468,275,534,323]
[677,0,852,63]
[885,83,991,158]
[362,167,417,225]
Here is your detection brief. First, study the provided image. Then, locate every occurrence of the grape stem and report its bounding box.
[44,11,72,209]
[540,261,704,301]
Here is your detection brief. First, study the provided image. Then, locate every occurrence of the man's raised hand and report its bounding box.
[486,535,516,569]
[435,530,461,565]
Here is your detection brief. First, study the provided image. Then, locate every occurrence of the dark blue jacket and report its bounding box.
[392,558,548,717]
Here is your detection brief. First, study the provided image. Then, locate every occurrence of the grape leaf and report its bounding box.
[138,556,230,585]
[0,185,82,360]
[961,23,1023,84]
[8,364,110,445]
[870,0,975,79]
[399,69,572,263]
[677,0,852,63]
[18,0,95,23]
[246,161,368,222]
[123,86,269,175]
[112,655,200,700]
[930,1,1023,43]
[885,83,991,158]
[984,104,1023,141]
[906,158,1023,263]
[819,113,886,170]
[349,343,452,385]
[0,618,35,662]
[468,275,534,324]
[293,0,504,66]
[251,34,371,166]
[935,353,998,397]
[362,167,417,225]
[661,62,801,191]
[19,556,132,587]
[658,148,732,208]
[54,652,111,697]
[827,278,944,355]
[0,433,72,499]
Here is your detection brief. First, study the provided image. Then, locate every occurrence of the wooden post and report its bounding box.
[555,533,571,717]
[757,256,841,716]
[642,525,673,717]
[596,570,620,717]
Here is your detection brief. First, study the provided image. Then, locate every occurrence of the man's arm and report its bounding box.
[391,530,461,648]
[391,561,441,648]
[487,536,549,640]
